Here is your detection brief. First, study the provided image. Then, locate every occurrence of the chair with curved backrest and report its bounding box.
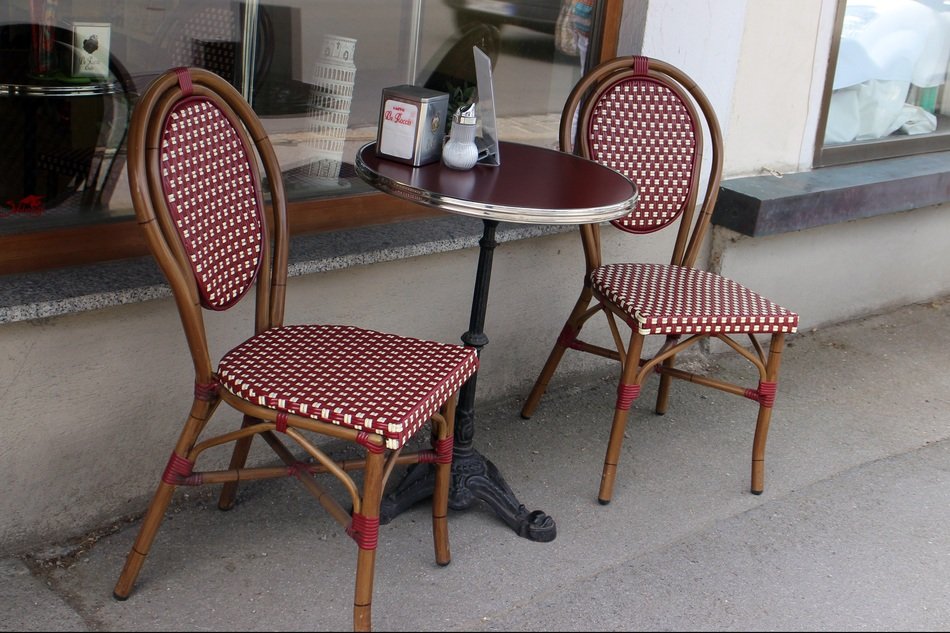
[521,56,799,504]
[112,67,479,632]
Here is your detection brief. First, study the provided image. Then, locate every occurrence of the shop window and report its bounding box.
[0,0,620,274]
[815,0,950,166]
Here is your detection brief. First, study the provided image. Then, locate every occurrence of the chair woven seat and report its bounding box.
[591,263,799,335]
[218,324,478,449]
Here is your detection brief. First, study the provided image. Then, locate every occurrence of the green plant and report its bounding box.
[445,82,477,134]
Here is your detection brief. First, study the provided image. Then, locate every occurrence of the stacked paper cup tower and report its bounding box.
[306,34,358,184]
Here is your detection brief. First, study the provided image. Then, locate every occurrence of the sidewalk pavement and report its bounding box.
[2,299,949,632]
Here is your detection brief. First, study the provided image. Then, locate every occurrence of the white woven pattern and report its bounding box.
[588,78,696,234]
[160,97,264,310]
[591,263,799,335]
[217,325,479,449]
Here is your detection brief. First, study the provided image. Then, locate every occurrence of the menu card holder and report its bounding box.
[473,45,501,166]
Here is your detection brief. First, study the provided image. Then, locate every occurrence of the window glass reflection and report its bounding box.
[0,0,599,234]
[824,0,950,144]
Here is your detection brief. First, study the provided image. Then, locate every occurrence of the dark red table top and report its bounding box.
[355,141,638,224]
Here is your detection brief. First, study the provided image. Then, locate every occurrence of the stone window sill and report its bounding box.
[712,151,950,237]
[0,215,574,324]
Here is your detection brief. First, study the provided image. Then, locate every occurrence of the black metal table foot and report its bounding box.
[379,448,557,543]
[378,460,437,524]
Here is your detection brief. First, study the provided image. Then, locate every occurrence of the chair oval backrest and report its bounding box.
[585,74,700,234]
[158,94,265,310]
[562,56,723,270]
[128,67,289,379]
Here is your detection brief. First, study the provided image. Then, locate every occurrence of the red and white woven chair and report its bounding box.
[112,68,478,632]
[521,56,799,504]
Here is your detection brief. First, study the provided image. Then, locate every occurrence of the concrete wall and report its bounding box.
[0,228,665,554]
[2,0,950,555]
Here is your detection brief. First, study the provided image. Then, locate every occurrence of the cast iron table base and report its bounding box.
[378,219,557,542]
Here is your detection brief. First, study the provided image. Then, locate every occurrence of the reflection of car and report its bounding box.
[444,0,561,35]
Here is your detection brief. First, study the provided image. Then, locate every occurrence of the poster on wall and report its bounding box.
[71,22,111,79]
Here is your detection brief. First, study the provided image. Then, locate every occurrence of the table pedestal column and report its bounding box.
[378,219,556,542]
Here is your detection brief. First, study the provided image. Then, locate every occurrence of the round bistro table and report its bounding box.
[355,140,638,542]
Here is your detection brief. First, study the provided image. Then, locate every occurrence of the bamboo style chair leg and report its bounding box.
[353,450,385,632]
[750,333,787,494]
[655,348,678,415]
[598,332,646,505]
[431,395,457,566]
[351,397,459,631]
[114,403,211,599]
[113,480,176,600]
[521,288,596,419]
[217,415,258,510]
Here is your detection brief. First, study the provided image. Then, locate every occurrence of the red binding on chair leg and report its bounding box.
[347,513,380,550]
[756,381,777,407]
[286,461,309,477]
[275,411,289,433]
[433,436,454,463]
[616,383,641,411]
[420,435,454,464]
[356,431,385,454]
[744,381,777,406]
[161,453,201,486]
[557,323,579,348]
[193,381,218,401]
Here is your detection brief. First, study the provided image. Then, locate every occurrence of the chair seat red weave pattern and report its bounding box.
[217,324,479,449]
[591,262,799,336]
